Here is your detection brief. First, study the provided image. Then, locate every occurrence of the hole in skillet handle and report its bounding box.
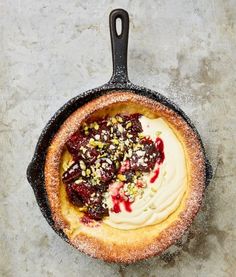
[115,17,122,36]
[109,9,130,84]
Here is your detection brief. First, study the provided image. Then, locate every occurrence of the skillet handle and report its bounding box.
[109,9,129,84]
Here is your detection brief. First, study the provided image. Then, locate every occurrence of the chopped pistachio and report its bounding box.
[128,149,132,157]
[80,146,87,153]
[95,169,101,177]
[138,133,145,139]
[119,142,124,151]
[97,141,104,149]
[112,138,119,145]
[89,138,104,148]
[125,140,130,146]
[156,131,162,137]
[126,122,132,129]
[151,187,157,192]
[111,117,117,124]
[117,174,126,181]
[136,143,142,148]
[89,137,95,143]
[118,124,124,133]
[86,168,91,176]
[106,158,112,165]
[116,116,123,123]
[79,160,86,170]
[149,203,156,209]
[62,160,72,171]
[94,122,99,130]
[133,187,138,193]
[115,160,120,169]
[95,162,101,168]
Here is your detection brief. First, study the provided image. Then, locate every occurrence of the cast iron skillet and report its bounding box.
[27,9,212,245]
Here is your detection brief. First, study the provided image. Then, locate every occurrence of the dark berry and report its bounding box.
[130,140,159,172]
[98,158,116,183]
[62,162,81,184]
[142,140,160,169]
[71,182,95,204]
[86,204,109,220]
[84,147,99,164]
[66,132,88,159]
[66,185,83,207]
[130,118,142,134]
[119,159,131,173]
[96,183,109,192]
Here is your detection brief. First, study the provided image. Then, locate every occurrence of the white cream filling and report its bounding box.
[104,116,187,230]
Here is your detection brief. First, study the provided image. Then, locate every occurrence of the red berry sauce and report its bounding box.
[150,137,165,183]
[111,192,132,213]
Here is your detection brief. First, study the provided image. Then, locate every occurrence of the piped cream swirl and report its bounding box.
[104,117,187,230]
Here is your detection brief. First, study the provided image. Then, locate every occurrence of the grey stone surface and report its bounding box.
[1,0,236,276]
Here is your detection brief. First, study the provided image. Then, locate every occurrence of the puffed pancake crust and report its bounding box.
[45,91,206,263]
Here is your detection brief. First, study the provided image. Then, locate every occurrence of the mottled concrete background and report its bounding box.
[1,0,236,276]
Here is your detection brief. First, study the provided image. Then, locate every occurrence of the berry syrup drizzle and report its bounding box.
[112,195,132,213]
[108,181,133,213]
[150,138,165,183]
